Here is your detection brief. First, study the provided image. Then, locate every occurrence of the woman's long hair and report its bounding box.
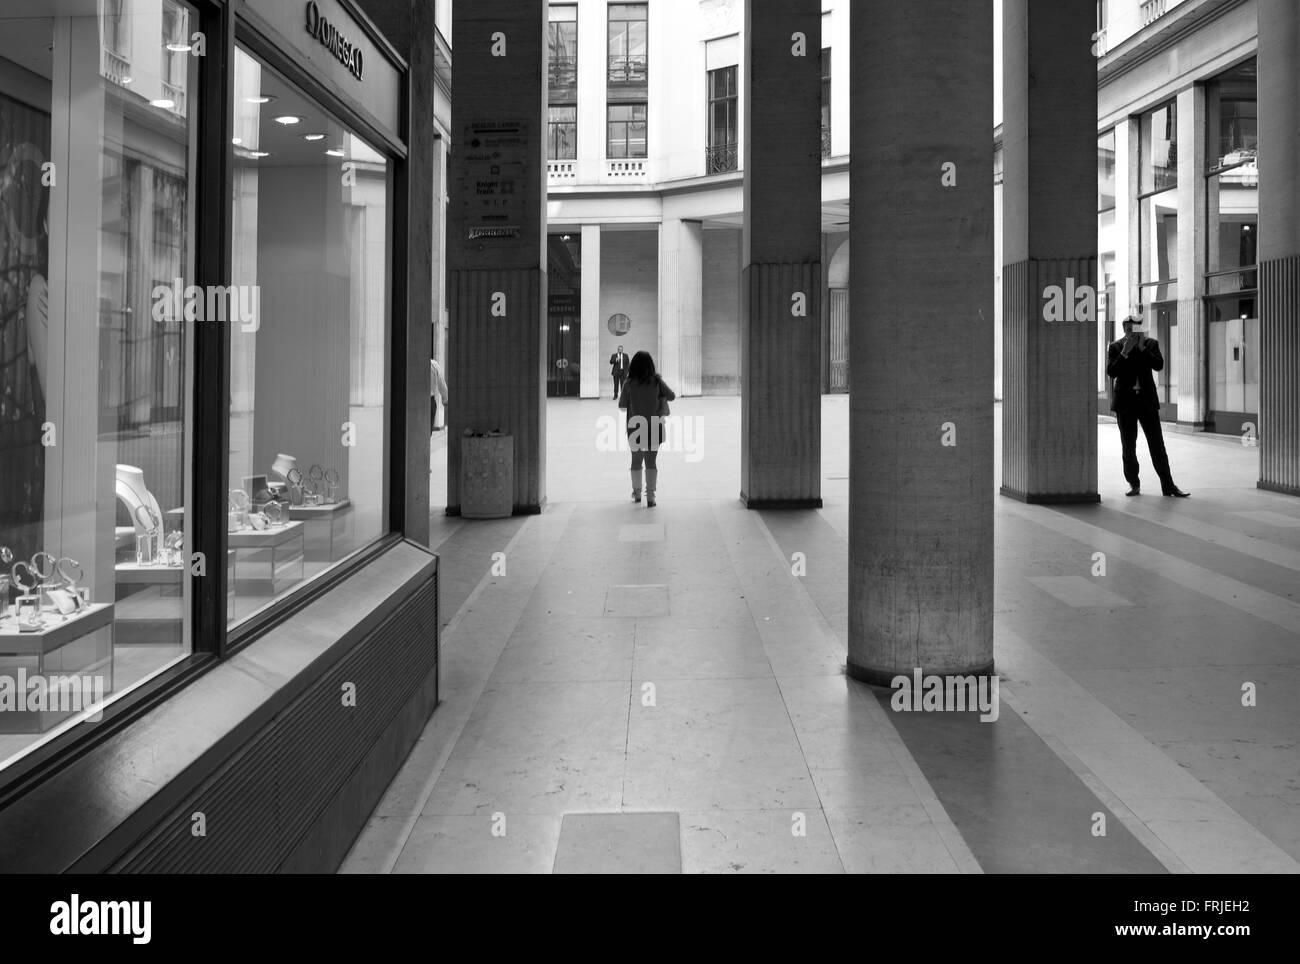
[628,350,656,384]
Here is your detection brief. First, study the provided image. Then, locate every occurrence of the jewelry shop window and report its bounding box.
[0,0,199,769]
[227,46,390,627]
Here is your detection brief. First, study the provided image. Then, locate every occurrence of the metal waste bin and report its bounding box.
[461,432,513,519]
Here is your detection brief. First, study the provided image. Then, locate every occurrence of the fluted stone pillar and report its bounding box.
[1000,0,1099,503]
[1258,0,1300,496]
[580,224,601,399]
[848,0,994,683]
[740,0,822,508]
[446,0,548,513]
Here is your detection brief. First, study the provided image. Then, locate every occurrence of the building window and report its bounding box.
[706,65,737,174]
[2,0,198,772]
[1098,128,1118,389]
[549,105,577,159]
[228,46,391,626]
[1138,100,1178,301]
[101,0,130,57]
[608,3,648,88]
[607,103,647,158]
[1204,59,1259,420]
[548,6,578,107]
[821,48,832,157]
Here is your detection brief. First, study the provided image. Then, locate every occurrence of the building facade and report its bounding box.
[540,0,851,399]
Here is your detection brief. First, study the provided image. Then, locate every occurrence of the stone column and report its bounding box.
[740,0,822,508]
[446,0,548,513]
[1000,0,1098,504]
[580,223,602,399]
[658,218,703,396]
[1176,85,1208,429]
[848,0,994,683]
[1258,0,1300,495]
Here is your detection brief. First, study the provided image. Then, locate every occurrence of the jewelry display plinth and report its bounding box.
[0,603,115,733]
[288,499,354,562]
[230,522,305,595]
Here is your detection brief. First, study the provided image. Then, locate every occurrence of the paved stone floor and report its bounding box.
[343,396,1299,873]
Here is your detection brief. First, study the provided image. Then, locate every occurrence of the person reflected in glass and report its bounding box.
[618,350,674,507]
[1106,315,1189,498]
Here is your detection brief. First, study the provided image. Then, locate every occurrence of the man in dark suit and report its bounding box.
[609,345,630,401]
[1106,315,1189,497]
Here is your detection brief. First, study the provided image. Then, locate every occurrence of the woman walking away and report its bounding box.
[618,350,675,507]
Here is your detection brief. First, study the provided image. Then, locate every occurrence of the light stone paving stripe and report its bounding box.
[995,600,1300,872]
[1004,499,1300,638]
[1107,504,1300,573]
[1233,510,1300,528]
[341,505,577,874]
[721,503,984,875]
[1026,575,1133,608]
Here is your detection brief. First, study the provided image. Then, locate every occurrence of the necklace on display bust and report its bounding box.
[116,464,162,533]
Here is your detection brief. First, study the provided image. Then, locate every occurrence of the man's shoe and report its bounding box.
[1125,487,1141,497]
[646,496,656,508]
[1164,487,1190,498]
[632,491,641,503]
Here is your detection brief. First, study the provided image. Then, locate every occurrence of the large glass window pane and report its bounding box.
[227,47,389,627]
[1,1,197,769]
[1098,129,1116,211]
[608,3,648,88]
[1139,188,1178,286]
[549,105,576,159]
[1140,101,1177,194]
[547,6,577,103]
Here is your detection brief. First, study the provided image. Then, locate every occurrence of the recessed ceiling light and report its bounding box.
[122,76,133,85]
[273,115,302,125]
[302,133,326,141]
[246,150,271,159]
[324,148,345,157]
[150,98,176,109]
[166,41,192,52]
[246,94,274,104]
[232,136,243,145]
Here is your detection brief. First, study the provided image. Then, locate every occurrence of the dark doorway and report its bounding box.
[547,234,582,397]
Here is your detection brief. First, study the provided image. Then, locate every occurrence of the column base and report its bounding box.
[445,499,546,517]
[846,658,997,688]
[999,486,1099,505]
[740,492,823,510]
[1258,480,1300,498]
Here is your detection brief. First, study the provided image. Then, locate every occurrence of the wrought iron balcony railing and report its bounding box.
[706,142,738,175]
[608,55,648,86]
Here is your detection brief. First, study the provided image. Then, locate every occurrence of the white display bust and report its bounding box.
[115,464,163,534]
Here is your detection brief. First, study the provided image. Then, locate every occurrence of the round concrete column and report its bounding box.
[847,0,995,683]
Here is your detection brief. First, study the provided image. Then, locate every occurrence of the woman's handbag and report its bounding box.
[656,377,671,416]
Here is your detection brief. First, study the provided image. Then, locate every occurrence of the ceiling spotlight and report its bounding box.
[324,148,345,157]
[561,234,571,241]
[122,75,133,85]
[273,115,302,125]
[559,324,571,332]
[232,136,243,145]
[149,98,176,109]
[246,94,275,104]
[246,150,271,159]
[302,132,326,141]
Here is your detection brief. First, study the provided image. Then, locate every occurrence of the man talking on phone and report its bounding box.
[1106,315,1189,498]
